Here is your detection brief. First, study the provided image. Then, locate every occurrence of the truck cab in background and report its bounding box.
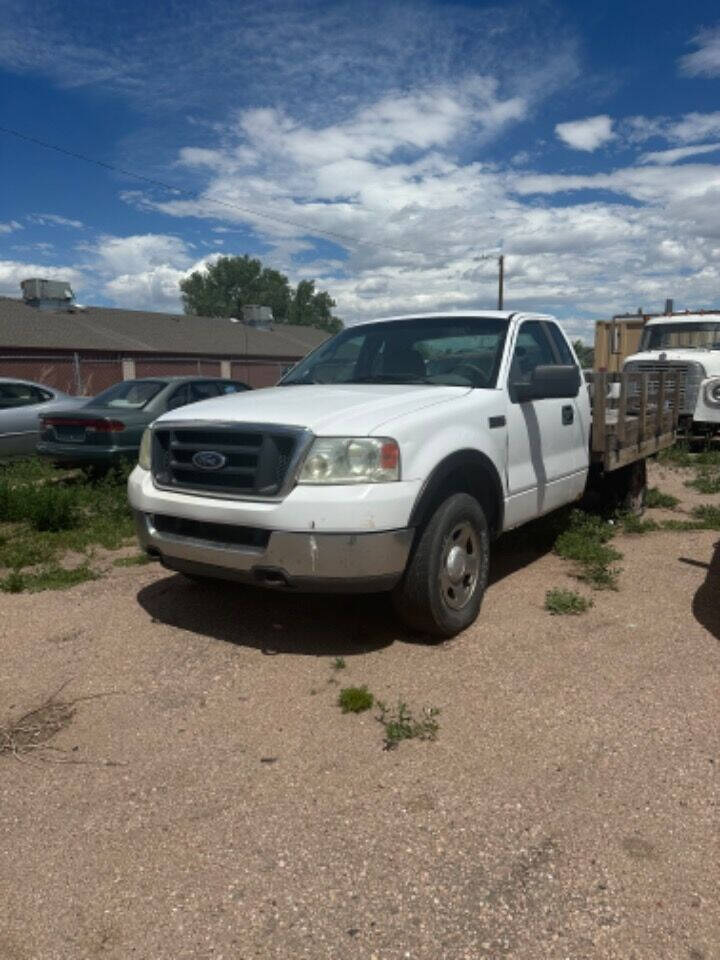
[622,311,720,438]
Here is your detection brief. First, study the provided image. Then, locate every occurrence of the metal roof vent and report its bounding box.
[21,278,75,311]
[241,304,273,329]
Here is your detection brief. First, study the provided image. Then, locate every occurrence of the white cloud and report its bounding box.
[0,0,579,128]
[27,213,84,229]
[0,220,23,234]
[678,24,720,77]
[555,115,615,152]
[90,233,192,277]
[0,260,84,298]
[103,265,191,311]
[667,111,720,144]
[639,142,720,165]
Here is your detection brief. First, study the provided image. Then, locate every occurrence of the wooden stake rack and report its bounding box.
[588,370,681,471]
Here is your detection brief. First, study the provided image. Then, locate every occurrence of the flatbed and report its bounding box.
[589,370,681,471]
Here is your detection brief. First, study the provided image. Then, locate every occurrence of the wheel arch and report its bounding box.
[408,449,505,538]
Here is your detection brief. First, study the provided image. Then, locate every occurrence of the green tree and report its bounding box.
[180,255,292,321]
[180,255,343,333]
[572,339,594,369]
[289,279,343,334]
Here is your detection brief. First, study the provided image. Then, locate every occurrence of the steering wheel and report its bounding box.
[452,363,488,388]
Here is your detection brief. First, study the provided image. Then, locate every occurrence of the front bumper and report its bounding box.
[37,442,139,465]
[134,510,414,592]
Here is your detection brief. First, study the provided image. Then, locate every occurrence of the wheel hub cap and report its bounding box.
[445,545,467,582]
[439,521,481,611]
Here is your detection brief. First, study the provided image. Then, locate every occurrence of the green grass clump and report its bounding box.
[112,553,152,567]
[660,519,706,532]
[657,443,694,468]
[376,700,440,750]
[338,686,374,714]
[553,510,622,590]
[621,513,660,534]
[544,588,593,615]
[691,504,720,529]
[645,487,679,509]
[686,470,720,495]
[0,534,49,570]
[332,656,346,671]
[0,564,97,594]
[0,462,134,572]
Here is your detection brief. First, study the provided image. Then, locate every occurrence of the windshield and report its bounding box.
[92,380,165,409]
[280,317,509,388]
[641,322,720,351]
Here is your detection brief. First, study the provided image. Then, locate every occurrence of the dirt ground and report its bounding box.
[1,463,718,960]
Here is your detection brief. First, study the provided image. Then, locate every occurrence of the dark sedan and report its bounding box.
[37,376,250,468]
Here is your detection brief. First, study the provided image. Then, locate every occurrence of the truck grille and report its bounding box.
[623,360,704,415]
[152,514,270,549]
[151,424,307,498]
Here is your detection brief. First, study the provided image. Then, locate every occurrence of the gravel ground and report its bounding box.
[1,464,718,960]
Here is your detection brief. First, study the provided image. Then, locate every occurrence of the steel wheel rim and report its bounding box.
[439,521,480,611]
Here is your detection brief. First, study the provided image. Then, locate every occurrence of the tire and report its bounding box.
[392,492,490,639]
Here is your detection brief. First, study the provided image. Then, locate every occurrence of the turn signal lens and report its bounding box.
[138,428,152,471]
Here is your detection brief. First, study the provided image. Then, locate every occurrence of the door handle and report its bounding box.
[562,405,574,425]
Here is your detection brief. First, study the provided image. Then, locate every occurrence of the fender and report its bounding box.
[409,448,505,538]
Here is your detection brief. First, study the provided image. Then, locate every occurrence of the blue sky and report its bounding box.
[2,0,720,338]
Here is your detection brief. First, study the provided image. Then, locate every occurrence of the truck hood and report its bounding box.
[624,350,720,377]
[155,383,472,435]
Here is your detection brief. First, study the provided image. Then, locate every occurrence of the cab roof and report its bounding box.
[646,313,720,325]
[353,310,554,326]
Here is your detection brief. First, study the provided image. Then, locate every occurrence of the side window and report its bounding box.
[545,323,577,367]
[189,381,221,403]
[509,321,557,385]
[166,384,190,411]
[0,382,42,408]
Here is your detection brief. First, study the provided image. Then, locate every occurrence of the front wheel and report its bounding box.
[392,493,490,639]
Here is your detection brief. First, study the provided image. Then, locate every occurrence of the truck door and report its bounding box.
[504,320,588,528]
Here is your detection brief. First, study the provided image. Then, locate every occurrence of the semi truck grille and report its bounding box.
[151,424,307,498]
[623,360,704,416]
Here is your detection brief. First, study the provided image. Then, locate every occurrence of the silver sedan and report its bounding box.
[0,378,89,457]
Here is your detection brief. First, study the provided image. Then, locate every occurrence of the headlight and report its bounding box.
[298,437,400,484]
[138,428,152,470]
[704,380,720,406]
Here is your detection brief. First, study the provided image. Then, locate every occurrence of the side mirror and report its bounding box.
[513,365,580,402]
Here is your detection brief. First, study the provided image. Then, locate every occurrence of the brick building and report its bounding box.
[0,285,329,395]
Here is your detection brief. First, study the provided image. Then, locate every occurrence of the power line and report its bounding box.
[0,124,501,266]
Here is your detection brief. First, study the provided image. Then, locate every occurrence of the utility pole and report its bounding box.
[474,247,505,310]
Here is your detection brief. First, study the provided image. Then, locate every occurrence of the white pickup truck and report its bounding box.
[128,311,674,638]
[623,311,720,437]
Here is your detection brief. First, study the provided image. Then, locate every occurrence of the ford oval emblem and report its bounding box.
[192,450,227,470]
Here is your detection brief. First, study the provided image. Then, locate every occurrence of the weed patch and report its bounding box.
[686,470,720,495]
[621,513,659,534]
[112,554,152,567]
[376,700,440,750]
[553,510,622,590]
[0,461,134,572]
[338,686,374,713]
[0,564,97,594]
[545,588,593,615]
[691,504,720,529]
[645,487,679,509]
[332,656,346,671]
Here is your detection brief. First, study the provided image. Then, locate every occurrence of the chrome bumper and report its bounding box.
[134,511,414,592]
